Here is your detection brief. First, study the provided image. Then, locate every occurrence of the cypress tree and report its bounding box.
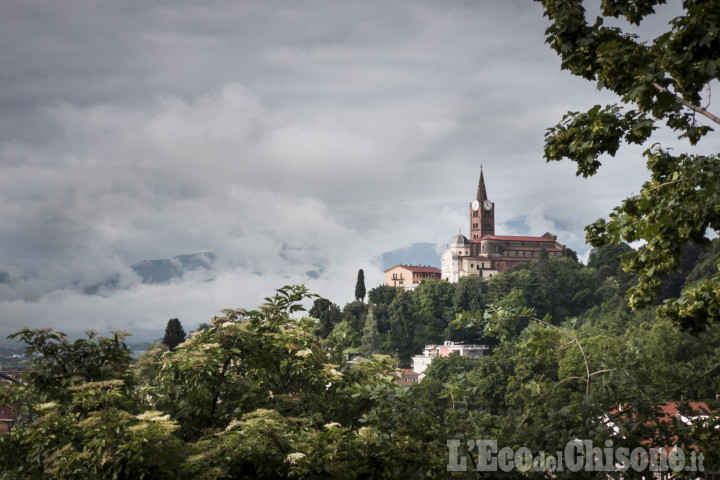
[354,269,366,303]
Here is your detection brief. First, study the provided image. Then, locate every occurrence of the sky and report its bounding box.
[1,1,717,341]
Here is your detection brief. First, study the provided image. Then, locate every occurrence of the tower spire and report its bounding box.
[470,167,494,239]
[476,168,488,202]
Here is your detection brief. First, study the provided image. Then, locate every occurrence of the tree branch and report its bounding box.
[653,82,720,126]
[525,315,592,394]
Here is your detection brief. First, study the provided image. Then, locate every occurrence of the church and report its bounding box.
[440,170,565,282]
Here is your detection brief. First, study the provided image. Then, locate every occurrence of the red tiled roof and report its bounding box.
[610,402,710,419]
[471,235,561,243]
[608,402,712,452]
[657,402,710,420]
[385,265,441,273]
[393,369,420,386]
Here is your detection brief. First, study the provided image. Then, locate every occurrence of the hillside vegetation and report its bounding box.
[2,240,719,478]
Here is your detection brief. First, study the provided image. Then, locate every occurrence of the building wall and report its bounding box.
[411,341,489,380]
[441,234,565,282]
[384,265,441,289]
[441,250,459,283]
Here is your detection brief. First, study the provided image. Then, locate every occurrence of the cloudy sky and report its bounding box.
[1,1,716,341]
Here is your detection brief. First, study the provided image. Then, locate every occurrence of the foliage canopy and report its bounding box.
[537,0,720,331]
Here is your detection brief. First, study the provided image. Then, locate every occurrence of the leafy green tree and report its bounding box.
[412,279,455,345]
[354,268,366,302]
[465,343,518,415]
[587,242,634,273]
[452,275,486,314]
[5,280,720,477]
[327,319,360,358]
[163,318,186,351]
[387,289,416,367]
[367,284,398,305]
[133,341,170,386]
[488,267,548,318]
[537,0,720,331]
[0,329,185,478]
[309,297,342,337]
[685,238,720,284]
[422,352,481,383]
[366,285,397,337]
[341,300,369,334]
[564,246,580,263]
[360,305,382,357]
[7,328,135,404]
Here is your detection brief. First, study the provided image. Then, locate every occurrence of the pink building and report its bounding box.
[384,264,441,290]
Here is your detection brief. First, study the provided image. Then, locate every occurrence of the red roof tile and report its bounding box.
[471,235,561,243]
[385,265,441,273]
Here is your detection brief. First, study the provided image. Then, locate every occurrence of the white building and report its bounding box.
[411,341,489,380]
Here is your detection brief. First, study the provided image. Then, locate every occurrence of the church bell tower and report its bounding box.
[469,169,494,239]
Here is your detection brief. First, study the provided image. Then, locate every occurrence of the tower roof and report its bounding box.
[476,168,488,202]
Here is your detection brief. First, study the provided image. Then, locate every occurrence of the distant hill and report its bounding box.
[83,252,216,295]
[378,242,441,270]
[131,252,215,284]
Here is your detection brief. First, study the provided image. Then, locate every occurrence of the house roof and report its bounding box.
[384,265,441,274]
[471,235,561,243]
[611,402,710,418]
[657,402,710,421]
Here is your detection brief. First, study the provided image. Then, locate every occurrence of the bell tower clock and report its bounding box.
[469,169,494,239]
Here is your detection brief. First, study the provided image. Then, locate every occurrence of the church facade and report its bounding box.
[441,170,565,283]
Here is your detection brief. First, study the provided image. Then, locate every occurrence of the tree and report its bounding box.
[309,297,342,337]
[422,353,481,383]
[0,329,185,478]
[163,318,186,351]
[413,279,455,345]
[587,242,634,273]
[387,289,416,367]
[537,0,720,331]
[133,341,170,386]
[341,300,369,334]
[360,305,382,357]
[354,268,366,303]
[452,275,486,315]
[564,247,580,263]
[368,284,398,306]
